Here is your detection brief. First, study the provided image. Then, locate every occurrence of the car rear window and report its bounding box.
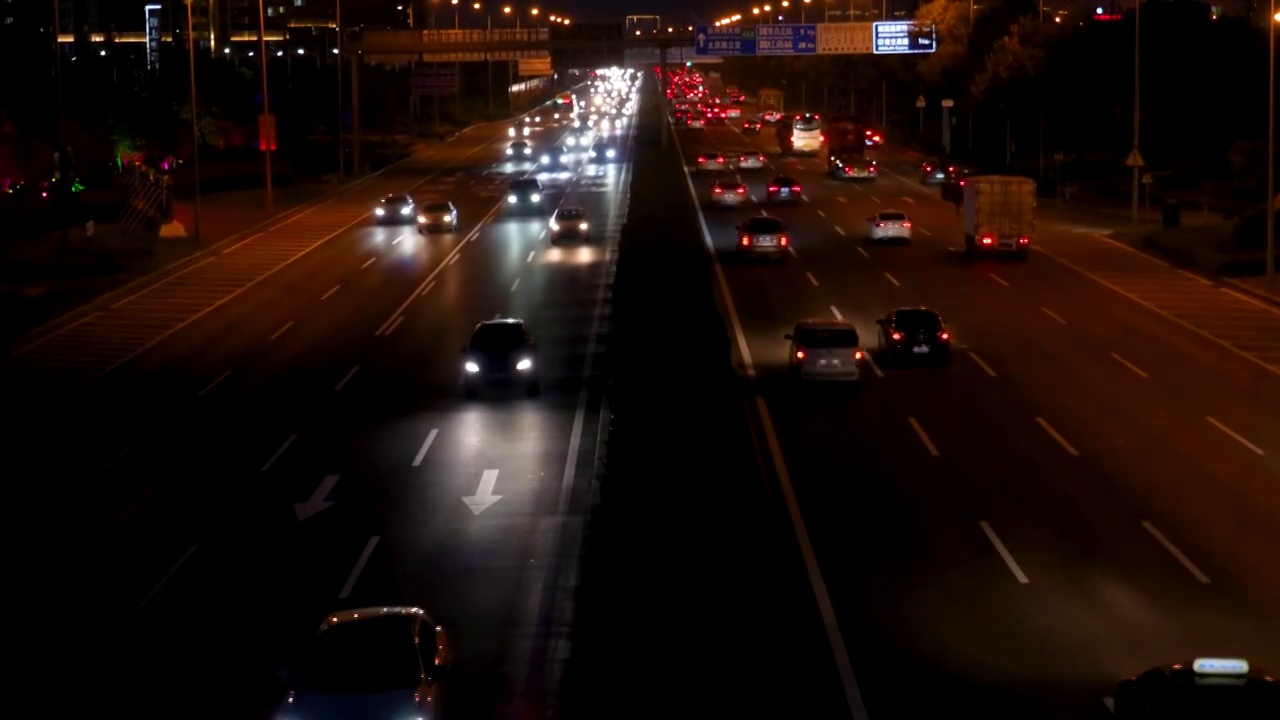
[295,617,424,694]
[744,217,784,233]
[878,212,908,221]
[894,310,942,331]
[796,328,860,348]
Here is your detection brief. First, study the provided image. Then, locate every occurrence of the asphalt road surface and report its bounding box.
[675,107,1280,717]
[4,96,625,718]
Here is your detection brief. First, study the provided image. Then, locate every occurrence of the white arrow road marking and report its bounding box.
[463,469,502,514]
[294,474,339,521]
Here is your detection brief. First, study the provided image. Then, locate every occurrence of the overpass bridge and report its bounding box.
[348,29,709,69]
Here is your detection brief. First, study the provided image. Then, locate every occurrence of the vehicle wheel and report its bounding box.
[526,380,542,397]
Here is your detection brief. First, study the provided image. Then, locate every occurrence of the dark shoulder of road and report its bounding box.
[558,79,846,718]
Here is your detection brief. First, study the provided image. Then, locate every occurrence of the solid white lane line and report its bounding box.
[788,245,798,256]
[269,320,294,340]
[526,250,536,263]
[979,522,1030,584]
[1179,269,1213,285]
[989,273,1009,287]
[917,227,932,236]
[870,196,881,203]
[830,305,843,321]
[137,545,197,608]
[1141,521,1212,583]
[1035,416,1079,456]
[1040,306,1067,324]
[1090,233,1170,266]
[392,234,407,244]
[816,209,827,217]
[411,428,438,467]
[863,352,884,378]
[836,196,847,203]
[908,417,940,457]
[361,257,376,269]
[1110,352,1149,378]
[338,536,380,598]
[420,280,436,297]
[448,254,460,266]
[334,365,360,391]
[386,316,405,335]
[856,246,870,258]
[968,351,997,377]
[834,226,845,236]
[261,434,297,471]
[806,272,819,287]
[1205,416,1265,455]
[901,196,915,203]
[321,285,340,300]
[511,277,521,292]
[198,371,230,397]
[1223,287,1280,316]
[884,272,900,287]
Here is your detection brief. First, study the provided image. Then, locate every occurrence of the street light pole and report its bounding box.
[336,0,343,180]
[1266,4,1275,286]
[186,0,202,242]
[1130,0,1140,224]
[257,0,274,210]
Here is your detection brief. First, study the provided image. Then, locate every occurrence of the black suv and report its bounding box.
[505,178,545,214]
[460,318,540,397]
[875,307,952,363]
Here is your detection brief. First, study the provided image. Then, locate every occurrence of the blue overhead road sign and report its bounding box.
[872,21,937,55]
[694,25,757,56]
[754,24,818,55]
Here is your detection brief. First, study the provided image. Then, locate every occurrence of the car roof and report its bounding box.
[476,317,526,329]
[795,319,858,331]
[323,606,433,629]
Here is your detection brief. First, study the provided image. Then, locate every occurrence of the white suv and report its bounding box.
[784,320,864,381]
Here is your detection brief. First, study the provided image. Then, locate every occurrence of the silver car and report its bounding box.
[695,152,728,174]
[735,151,766,171]
[709,180,748,208]
[866,210,913,243]
[735,215,789,259]
[784,320,864,382]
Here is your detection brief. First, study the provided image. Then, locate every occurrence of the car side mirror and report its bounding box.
[783,333,793,340]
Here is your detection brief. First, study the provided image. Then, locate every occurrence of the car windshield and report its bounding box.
[894,310,942,332]
[293,617,422,694]
[878,212,908,221]
[510,180,539,192]
[795,328,860,348]
[510,142,527,149]
[744,217,784,233]
[471,323,527,351]
[793,116,821,131]
[381,195,411,205]
[557,209,584,220]
[423,202,452,213]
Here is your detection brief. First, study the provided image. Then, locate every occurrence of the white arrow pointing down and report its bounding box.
[462,469,502,515]
[294,474,339,521]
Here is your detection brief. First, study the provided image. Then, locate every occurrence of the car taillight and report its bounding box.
[872,135,881,142]
[891,332,903,341]
[854,350,864,360]
[795,350,806,359]
[844,167,853,174]
[713,187,723,193]
[902,221,912,227]
[736,187,745,193]
[868,166,876,172]
[697,156,705,162]
[779,236,789,246]
[1018,236,1030,244]
[876,222,885,227]
[768,185,779,191]
[819,135,825,142]
[938,332,950,341]
[981,236,994,245]
[791,185,801,192]
[741,235,750,245]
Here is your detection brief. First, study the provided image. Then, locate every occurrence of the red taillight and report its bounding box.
[780,236,789,246]
[740,235,750,245]
[414,692,422,703]
[791,185,801,192]
[1018,236,1030,244]
[981,236,994,245]
[872,135,881,142]
[844,167,852,174]
[938,332,950,341]
[768,185,779,191]
[697,156,705,162]
[795,349,806,359]
[713,187,723,193]
[736,187,745,193]
[876,222,885,227]
[891,332,903,341]
[854,350,864,360]
[902,221,912,227]
[819,135,825,142]
[868,166,876,172]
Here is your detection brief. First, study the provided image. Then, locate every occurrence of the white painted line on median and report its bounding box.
[269,320,294,340]
[908,417,940,457]
[392,234,406,244]
[321,285,340,300]
[856,246,870,258]
[1035,416,1079,456]
[917,227,932,236]
[834,226,845,236]
[511,277,521,292]
[1223,287,1280,316]
[788,245,798,257]
[1090,233,1170,266]
[989,273,1009,287]
[198,371,230,397]
[1035,244,1280,378]
[901,196,914,203]
[836,196,847,203]
[884,272,900,287]
[526,250,536,263]
[863,352,884,378]
[385,316,405,335]
[979,522,1030,584]
[1179,269,1213,286]
[830,305,843,321]
[448,254,460,266]
[1040,306,1067,324]
[1141,521,1211,583]
[1103,697,1116,714]
[137,545,197,608]
[1206,416,1265,455]
[411,428,439,467]
[816,209,827,218]
[968,351,997,377]
[339,536,380,599]
[361,257,377,269]
[220,233,265,254]
[420,280,436,297]
[261,434,297,471]
[334,365,360,391]
[870,196,881,203]
[806,272,819,287]
[1110,353,1149,378]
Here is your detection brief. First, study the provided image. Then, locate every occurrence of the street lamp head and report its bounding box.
[782,0,790,7]
[530,7,538,15]
[563,18,569,24]
[1274,10,1280,21]
[473,2,480,8]
[451,0,458,4]
[753,7,760,14]
[503,5,511,14]
[763,4,772,11]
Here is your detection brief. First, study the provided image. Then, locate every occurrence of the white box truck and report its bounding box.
[962,175,1035,260]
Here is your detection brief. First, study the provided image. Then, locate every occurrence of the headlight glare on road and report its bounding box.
[516,358,532,371]
[464,361,480,373]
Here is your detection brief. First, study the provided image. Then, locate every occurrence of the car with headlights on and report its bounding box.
[506,140,532,159]
[549,206,591,243]
[735,151,766,171]
[565,126,592,147]
[765,175,803,204]
[587,141,617,162]
[686,115,706,129]
[539,145,573,168]
[735,215,789,260]
[784,320,864,382]
[505,178,545,214]
[374,194,415,224]
[709,179,748,208]
[865,210,912,243]
[695,152,727,174]
[876,307,952,363]
[416,201,458,233]
[461,318,540,397]
[741,120,762,134]
[276,606,452,720]
[508,123,531,137]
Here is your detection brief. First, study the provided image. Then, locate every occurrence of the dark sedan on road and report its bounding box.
[277,606,452,720]
[735,215,789,260]
[876,307,952,363]
[505,178,546,214]
[416,201,458,233]
[461,318,541,397]
[766,175,803,204]
[374,194,415,224]
[587,141,617,162]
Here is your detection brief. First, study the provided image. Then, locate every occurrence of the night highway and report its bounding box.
[673,99,1280,716]
[4,88,629,717]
